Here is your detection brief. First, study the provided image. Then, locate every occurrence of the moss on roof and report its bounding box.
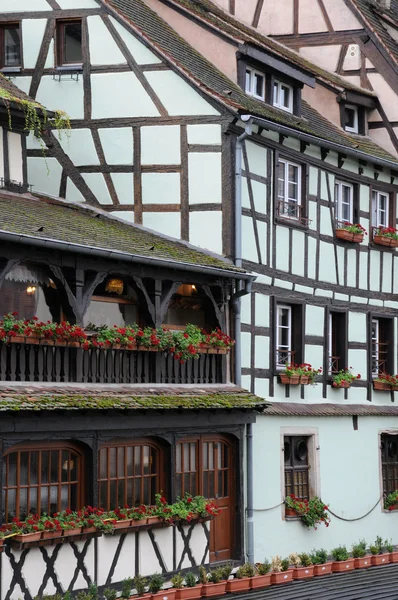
[107,0,398,165]
[0,391,266,411]
[350,0,398,65]
[0,193,245,274]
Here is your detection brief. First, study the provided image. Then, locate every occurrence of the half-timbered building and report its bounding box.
[4,0,398,575]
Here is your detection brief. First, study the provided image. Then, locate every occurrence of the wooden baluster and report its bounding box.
[75,348,83,383]
[54,346,61,382]
[19,344,26,382]
[136,351,142,383]
[28,345,36,382]
[98,350,105,384]
[193,356,199,384]
[90,348,97,383]
[0,344,6,380]
[82,349,88,383]
[205,354,210,384]
[106,349,113,383]
[114,350,120,384]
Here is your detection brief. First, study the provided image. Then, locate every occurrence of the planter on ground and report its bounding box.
[390,551,398,563]
[335,229,363,243]
[175,586,202,600]
[354,556,371,569]
[270,571,293,584]
[250,574,271,589]
[331,558,355,573]
[225,578,250,593]
[200,582,226,597]
[293,566,314,580]
[151,590,176,600]
[371,554,390,566]
[313,563,332,576]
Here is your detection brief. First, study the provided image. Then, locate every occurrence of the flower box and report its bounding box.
[175,586,202,600]
[285,507,298,518]
[299,375,310,384]
[270,571,293,584]
[113,519,132,529]
[82,526,97,535]
[146,516,162,525]
[331,558,355,572]
[373,381,396,391]
[131,519,148,527]
[279,374,300,385]
[63,527,82,536]
[373,235,398,248]
[198,344,228,355]
[371,553,390,566]
[25,334,40,345]
[200,582,226,597]
[13,531,42,543]
[335,229,363,243]
[225,577,250,593]
[354,556,371,569]
[250,574,271,589]
[292,566,314,579]
[151,590,176,600]
[390,551,398,563]
[313,563,332,576]
[333,381,351,389]
[42,530,60,540]
[8,335,26,344]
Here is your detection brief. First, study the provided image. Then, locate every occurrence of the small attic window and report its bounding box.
[245,67,265,100]
[344,104,359,133]
[273,80,293,113]
[0,24,21,69]
[56,20,82,67]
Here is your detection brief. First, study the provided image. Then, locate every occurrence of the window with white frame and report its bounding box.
[335,181,354,223]
[371,318,379,377]
[273,80,293,113]
[328,312,347,376]
[372,190,389,228]
[371,318,392,377]
[276,304,292,368]
[343,104,359,133]
[277,159,302,219]
[245,68,265,100]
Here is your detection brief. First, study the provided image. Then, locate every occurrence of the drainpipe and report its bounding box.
[232,117,255,564]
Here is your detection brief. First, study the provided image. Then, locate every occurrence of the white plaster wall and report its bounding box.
[109,16,162,65]
[28,157,62,197]
[57,0,99,7]
[0,0,49,10]
[245,140,267,178]
[88,16,126,65]
[188,153,222,204]
[98,127,134,165]
[22,19,47,69]
[66,178,86,203]
[298,1,328,33]
[189,211,222,255]
[91,73,160,118]
[82,173,112,204]
[143,212,180,239]
[111,173,134,204]
[8,132,23,183]
[142,173,180,204]
[187,124,221,145]
[252,415,398,560]
[57,129,99,166]
[0,129,4,179]
[37,77,84,120]
[141,126,180,165]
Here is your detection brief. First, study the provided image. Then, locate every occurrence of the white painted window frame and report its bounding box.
[372,318,380,378]
[372,189,389,228]
[273,80,294,113]
[328,313,333,376]
[245,67,265,100]
[335,180,354,223]
[344,104,359,133]
[276,304,292,368]
[280,427,320,519]
[277,158,302,220]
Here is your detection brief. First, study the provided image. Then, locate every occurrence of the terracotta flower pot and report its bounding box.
[8,335,26,344]
[14,531,42,543]
[373,235,398,248]
[371,553,390,566]
[151,590,176,600]
[285,507,299,518]
[279,374,300,385]
[131,518,148,527]
[113,519,131,529]
[82,526,97,535]
[146,516,161,525]
[225,577,250,593]
[68,341,81,347]
[25,335,40,345]
[175,586,202,600]
[293,566,314,579]
[270,571,293,584]
[336,229,363,243]
[42,529,60,539]
[299,375,310,384]
[313,563,332,576]
[373,381,392,391]
[250,574,271,589]
[331,559,355,572]
[63,527,82,536]
[390,551,398,563]
[54,340,67,347]
[354,556,371,569]
[201,582,226,597]
[334,381,351,388]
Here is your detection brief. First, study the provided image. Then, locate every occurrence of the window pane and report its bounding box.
[20,452,29,486]
[4,27,21,67]
[30,452,38,485]
[279,307,290,328]
[63,22,82,63]
[117,447,124,478]
[245,70,251,92]
[273,81,278,104]
[345,107,357,130]
[51,451,59,483]
[254,73,264,98]
[41,451,49,484]
[19,488,28,520]
[281,85,290,108]
[100,448,108,479]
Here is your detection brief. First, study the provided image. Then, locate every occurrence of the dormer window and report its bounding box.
[245,67,265,100]
[344,104,359,133]
[273,80,293,113]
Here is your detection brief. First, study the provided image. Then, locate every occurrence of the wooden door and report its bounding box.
[202,437,235,562]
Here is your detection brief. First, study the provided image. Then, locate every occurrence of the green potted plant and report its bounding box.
[332,368,360,389]
[291,552,314,579]
[331,546,354,572]
[284,495,330,528]
[369,536,390,566]
[280,363,322,385]
[182,572,202,600]
[310,549,332,576]
[335,222,366,243]
[385,539,398,563]
[225,564,253,593]
[103,589,117,600]
[373,373,398,391]
[148,574,166,600]
[270,556,293,584]
[351,540,371,569]
[200,567,226,597]
[373,226,398,248]
[133,574,148,600]
[251,560,271,589]
[121,578,132,600]
[384,490,398,511]
[172,572,199,600]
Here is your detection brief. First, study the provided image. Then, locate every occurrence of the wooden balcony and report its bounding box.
[0,341,227,385]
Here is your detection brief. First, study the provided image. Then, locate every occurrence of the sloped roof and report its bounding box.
[0,384,266,411]
[106,0,398,164]
[0,192,247,276]
[350,0,398,65]
[263,402,398,417]
[0,74,38,105]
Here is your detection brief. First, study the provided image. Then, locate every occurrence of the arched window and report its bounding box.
[3,442,84,523]
[98,440,162,510]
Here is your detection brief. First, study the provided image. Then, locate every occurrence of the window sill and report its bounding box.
[275,215,309,230]
[1,67,21,74]
[55,64,83,71]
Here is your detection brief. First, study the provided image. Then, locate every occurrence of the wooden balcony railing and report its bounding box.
[0,341,227,385]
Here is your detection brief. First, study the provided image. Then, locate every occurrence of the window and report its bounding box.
[3,443,83,523]
[343,104,359,133]
[335,180,354,224]
[284,436,310,500]
[328,312,347,375]
[245,68,265,100]
[0,24,21,69]
[56,20,82,66]
[83,278,137,328]
[98,441,161,510]
[372,190,390,228]
[273,80,293,113]
[371,317,393,378]
[276,159,302,221]
[381,434,398,496]
[276,303,303,369]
